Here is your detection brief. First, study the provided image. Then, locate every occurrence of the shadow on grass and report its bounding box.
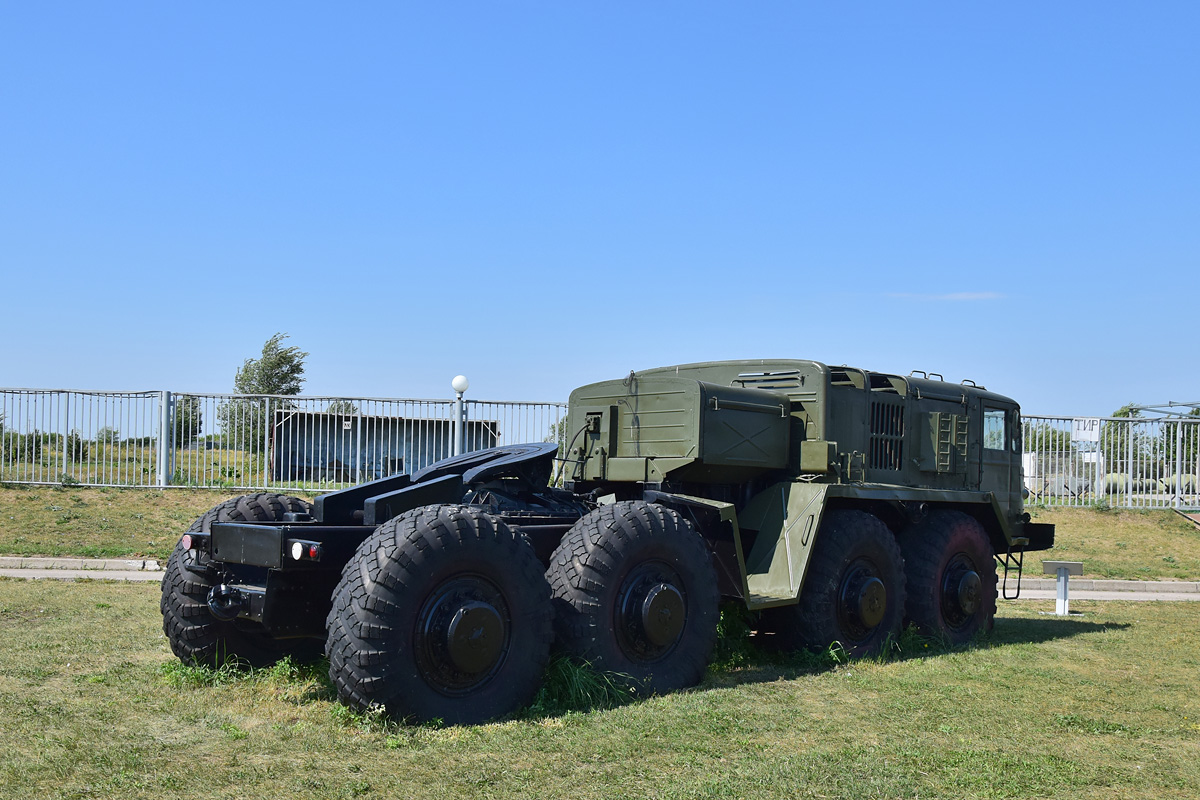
[698,610,1132,696]
[156,611,1132,728]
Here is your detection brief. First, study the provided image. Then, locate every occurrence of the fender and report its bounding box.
[737,480,831,609]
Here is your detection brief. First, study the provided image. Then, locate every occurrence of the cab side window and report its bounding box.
[984,409,1006,451]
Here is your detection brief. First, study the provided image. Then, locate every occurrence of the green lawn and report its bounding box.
[1,578,1197,799]
[2,487,1198,581]
[0,486,315,561]
[1025,506,1200,580]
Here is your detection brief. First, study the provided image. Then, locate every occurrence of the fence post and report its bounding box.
[452,376,469,456]
[356,405,365,483]
[262,397,271,489]
[1126,423,1134,507]
[1175,421,1184,509]
[61,392,69,478]
[157,391,171,487]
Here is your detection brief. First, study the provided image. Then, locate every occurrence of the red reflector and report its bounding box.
[308,544,321,560]
[181,534,194,550]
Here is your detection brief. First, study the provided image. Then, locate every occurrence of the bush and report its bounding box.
[2,430,43,461]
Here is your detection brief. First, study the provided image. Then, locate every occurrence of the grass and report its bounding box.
[3,487,1198,581]
[0,486,314,560]
[1,577,1198,799]
[1023,506,1200,580]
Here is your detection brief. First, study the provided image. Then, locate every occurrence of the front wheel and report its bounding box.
[325,505,553,724]
[545,501,719,695]
[898,510,997,643]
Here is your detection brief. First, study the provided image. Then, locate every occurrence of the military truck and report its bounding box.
[161,359,1053,724]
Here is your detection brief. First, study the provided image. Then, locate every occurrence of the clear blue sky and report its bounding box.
[1,3,1196,416]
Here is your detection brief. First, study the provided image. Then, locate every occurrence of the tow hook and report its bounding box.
[207,584,248,621]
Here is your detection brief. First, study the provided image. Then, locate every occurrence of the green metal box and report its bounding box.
[568,377,790,483]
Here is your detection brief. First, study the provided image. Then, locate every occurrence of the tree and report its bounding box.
[1101,403,1150,477]
[66,430,89,461]
[326,400,359,416]
[173,395,203,447]
[233,333,308,396]
[220,334,309,453]
[1160,407,1200,484]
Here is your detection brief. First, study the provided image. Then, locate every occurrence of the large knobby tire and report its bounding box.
[546,500,719,695]
[898,510,998,643]
[767,510,906,659]
[326,505,553,725]
[161,492,315,668]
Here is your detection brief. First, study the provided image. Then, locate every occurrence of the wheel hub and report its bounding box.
[415,576,511,696]
[837,560,888,639]
[940,554,982,629]
[445,601,505,673]
[855,577,887,629]
[641,583,685,646]
[616,562,688,662]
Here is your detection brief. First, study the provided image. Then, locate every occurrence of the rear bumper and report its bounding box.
[210,522,372,570]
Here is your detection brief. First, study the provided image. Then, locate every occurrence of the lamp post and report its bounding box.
[451,375,469,456]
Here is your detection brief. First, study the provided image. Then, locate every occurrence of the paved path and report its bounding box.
[1,557,1198,600]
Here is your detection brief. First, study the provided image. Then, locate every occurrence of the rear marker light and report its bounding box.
[289,540,323,562]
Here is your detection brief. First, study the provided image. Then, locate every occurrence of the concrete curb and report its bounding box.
[1016,577,1200,593]
[1010,588,1200,602]
[0,568,163,582]
[0,556,163,572]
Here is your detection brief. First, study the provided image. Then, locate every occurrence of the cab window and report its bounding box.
[984,409,1006,451]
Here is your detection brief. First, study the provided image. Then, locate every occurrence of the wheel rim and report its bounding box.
[836,557,889,641]
[615,561,688,662]
[414,575,511,696]
[940,553,982,630]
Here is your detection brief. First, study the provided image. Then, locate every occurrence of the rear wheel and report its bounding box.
[898,510,997,643]
[161,493,316,668]
[545,501,719,695]
[326,505,553,724]
[763,510,905,659]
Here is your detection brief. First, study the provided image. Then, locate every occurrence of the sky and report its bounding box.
[1,2,1196,416]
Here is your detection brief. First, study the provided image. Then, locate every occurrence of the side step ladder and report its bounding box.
[999,546,1024,600]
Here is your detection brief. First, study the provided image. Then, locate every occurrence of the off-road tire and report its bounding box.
[326,505,553,724]
[898,510,997,643]
[545,501,719,695]
[161,493,316,668]
[765,510,906,659]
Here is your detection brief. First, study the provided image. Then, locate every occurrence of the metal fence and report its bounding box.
[3,389,1196,509]
[1022,415,1200,510]
[0,388,566,491]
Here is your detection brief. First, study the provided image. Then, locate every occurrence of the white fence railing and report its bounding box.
[2,390,1196,509]
[1022,415,1199,510]
[0,389,566,491]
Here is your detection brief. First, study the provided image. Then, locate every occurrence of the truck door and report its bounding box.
[980,404,1014,501]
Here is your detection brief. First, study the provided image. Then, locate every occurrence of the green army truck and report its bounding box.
[161,359,1053,724]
